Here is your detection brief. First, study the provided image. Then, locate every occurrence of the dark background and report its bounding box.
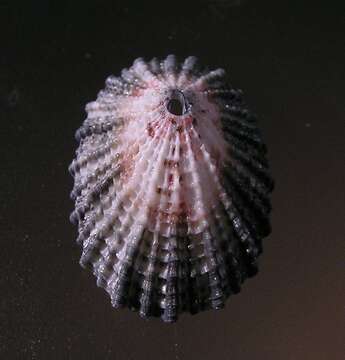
[1,1,344,359]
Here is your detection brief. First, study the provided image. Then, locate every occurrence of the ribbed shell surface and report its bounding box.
[69,55,274,322]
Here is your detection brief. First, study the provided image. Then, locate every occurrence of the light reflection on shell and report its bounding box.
[69,55,274,322]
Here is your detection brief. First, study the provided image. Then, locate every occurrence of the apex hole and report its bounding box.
[167,90,187,116]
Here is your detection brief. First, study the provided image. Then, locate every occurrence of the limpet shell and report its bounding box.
[69,55,274,322]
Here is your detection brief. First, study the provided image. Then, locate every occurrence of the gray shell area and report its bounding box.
[69,55,274,322]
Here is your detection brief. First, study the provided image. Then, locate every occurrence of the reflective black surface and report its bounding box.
[1,1,344,359]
